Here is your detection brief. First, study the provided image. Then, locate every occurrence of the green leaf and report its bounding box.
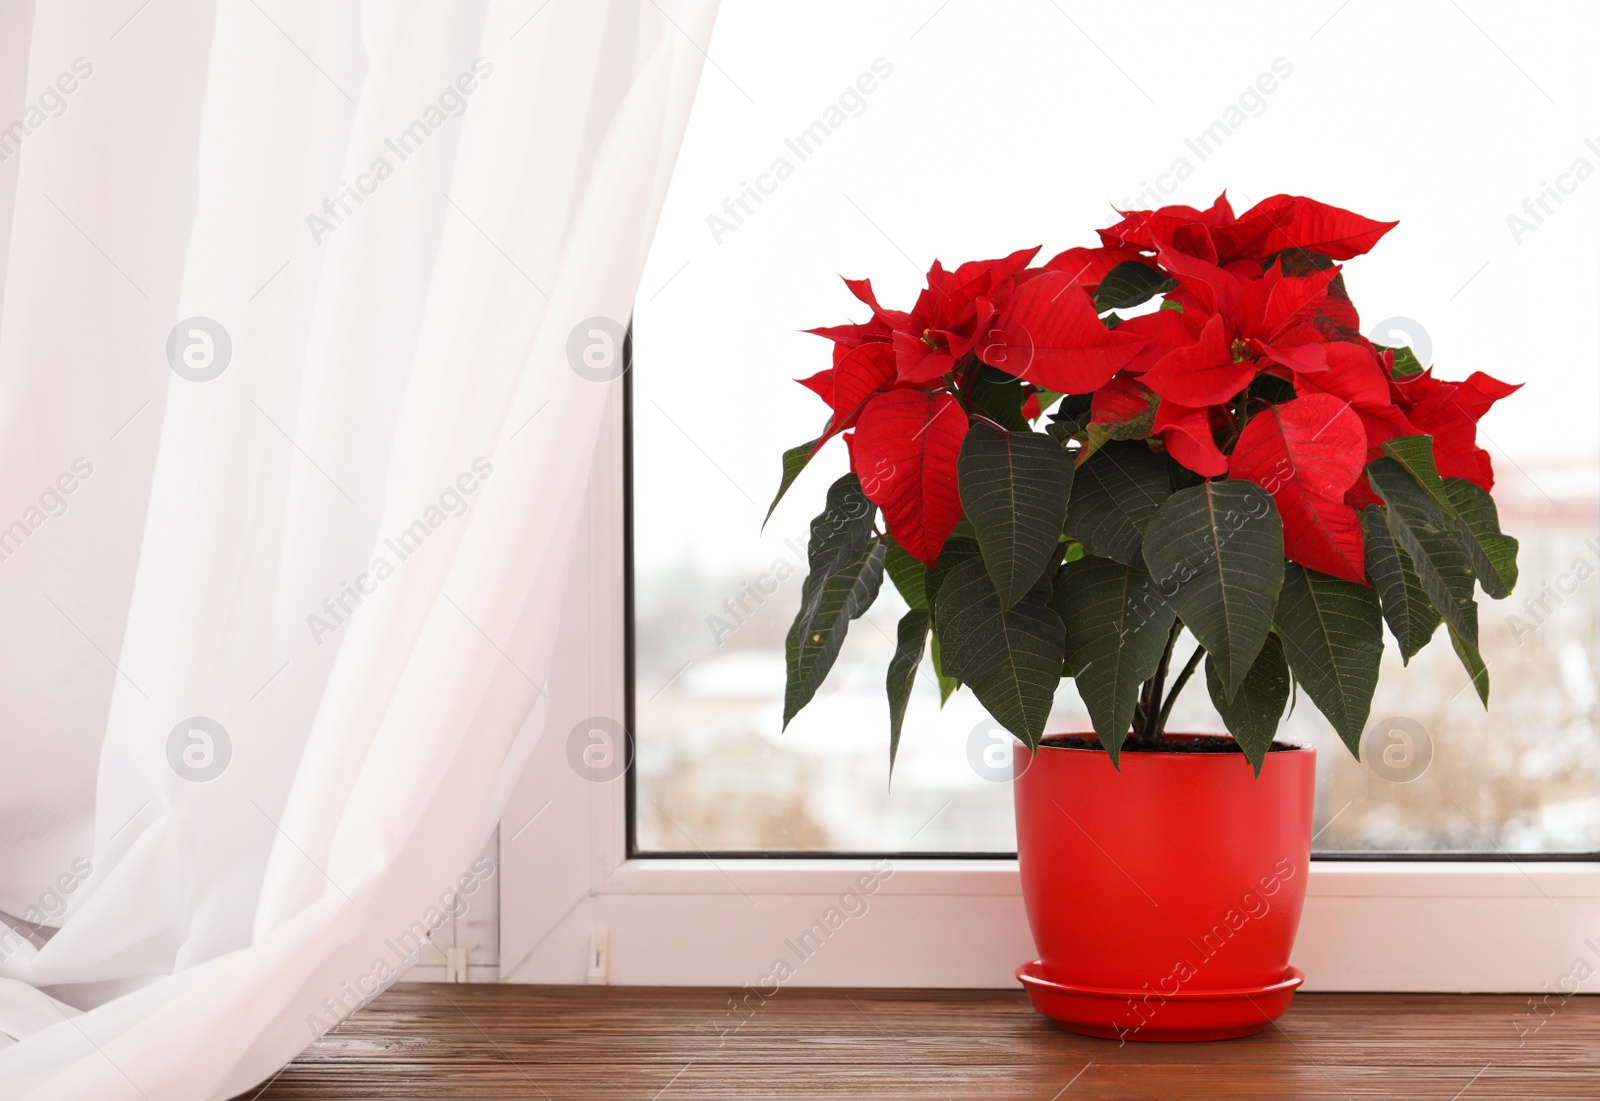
[1046,418,1084,446]
[784,539,886,727]
[1054,392,1094,422]
[1046,394,1093,442]
[1246,373,1297,405]
[764,436,822,529]
[1060,555,1176,764]
[936,558,1065,750]
[1443,478,1518,600]
[884,537,928,609]
[957,422,1075,609]
[1205,632,1291,777]
[1362,505,1440,664]
[1093,261,1177,311]
[783,476,886,727]
[1030,389,1064,420]
[799,474,877,578]
[1367,459,1478,646]
[1449,624,1490,706]
[1380,435,1457,518]
[925,536,981,627]
[929,633,960,706]
[1159,298,1184,313]
[1273,563,1383,756]
[1388,346,1425,378]
[1064,441,1171,566]
[1141,480,1284,700]
[887,609,930,770]
[965,366,1032,432]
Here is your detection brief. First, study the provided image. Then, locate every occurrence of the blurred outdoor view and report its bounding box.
[630,2,1599,854]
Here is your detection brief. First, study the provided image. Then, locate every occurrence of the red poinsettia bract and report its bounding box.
[792,193,1519,577]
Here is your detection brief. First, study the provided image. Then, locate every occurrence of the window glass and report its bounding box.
[632,1,1599,854]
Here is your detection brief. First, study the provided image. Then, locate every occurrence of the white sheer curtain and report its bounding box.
[0,1,716,1097]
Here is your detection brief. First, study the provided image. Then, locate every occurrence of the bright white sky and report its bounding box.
[635,0,1599,574]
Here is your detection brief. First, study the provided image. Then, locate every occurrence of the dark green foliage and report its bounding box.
[1274,564,1383,756]
[779,412,1517,779]
[1206,632,1291,776]
[887,609,930,769]
[1064,442,1171,566]
[957,423,1074,608]
[935,559,1065,750]
[1141,481,1284,701]
[1059,555,1176,763]
[1363,505,1440,663]
[783,475,885,727]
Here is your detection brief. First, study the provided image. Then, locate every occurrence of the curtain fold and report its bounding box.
[0,1,717,1097]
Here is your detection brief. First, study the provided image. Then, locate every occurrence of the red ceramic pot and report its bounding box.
[1013,733,1315,1042]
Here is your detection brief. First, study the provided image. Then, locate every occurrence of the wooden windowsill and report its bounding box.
[247,983,1599,1099]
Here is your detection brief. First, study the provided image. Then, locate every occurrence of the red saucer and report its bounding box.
[1015,959,1304,1042]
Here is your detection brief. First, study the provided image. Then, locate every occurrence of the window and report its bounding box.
[629,1,1599,857]
[498,1,1600,991]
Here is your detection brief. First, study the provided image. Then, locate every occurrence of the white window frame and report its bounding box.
[498,382,1600,993]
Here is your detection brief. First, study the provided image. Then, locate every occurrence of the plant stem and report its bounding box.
[955,354,979,410]
[1136,619,1184,743]
[1154,644,1206,738]
[1231,401,1252,451]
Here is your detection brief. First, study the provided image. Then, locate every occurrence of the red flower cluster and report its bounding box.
[801,193,1518,584]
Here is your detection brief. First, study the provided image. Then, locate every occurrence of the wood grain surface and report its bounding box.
[240,984,1599,1100]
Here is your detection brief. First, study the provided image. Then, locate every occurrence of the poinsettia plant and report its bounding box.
[771,193,1520,773]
